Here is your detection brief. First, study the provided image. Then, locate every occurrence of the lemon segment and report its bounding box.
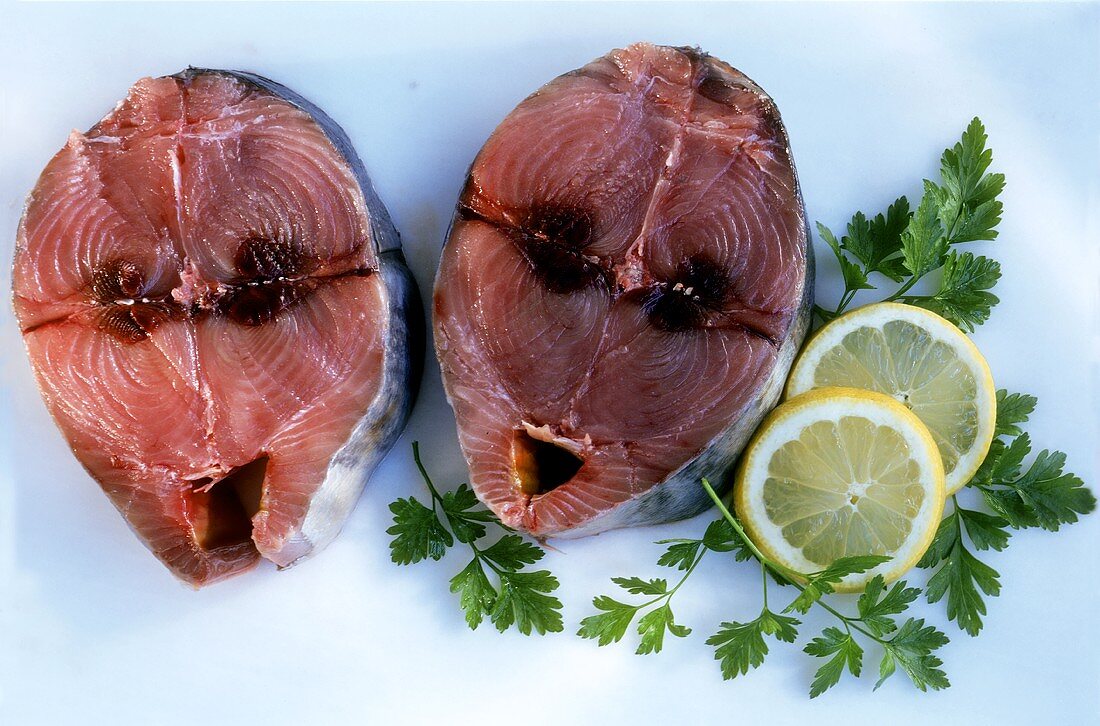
[786,302,996,494]
[735,387,946,592]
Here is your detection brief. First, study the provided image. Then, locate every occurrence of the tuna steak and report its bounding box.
[434,43,812,538]
[13,70,420,586]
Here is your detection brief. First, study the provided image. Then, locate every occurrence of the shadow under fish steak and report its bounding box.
[13,70,420,586]
[434,43,813,538]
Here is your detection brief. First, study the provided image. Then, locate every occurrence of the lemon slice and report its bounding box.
[735,387,945,591]
[786,302,996,494]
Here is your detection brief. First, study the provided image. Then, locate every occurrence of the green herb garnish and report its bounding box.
[918,391,1095,636]
[581,480,949,697]
[576,518,744,654]
[387,442,563,635]
[815,117,1003,330]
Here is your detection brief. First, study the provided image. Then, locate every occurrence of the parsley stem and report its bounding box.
[468,541,504,575]
[672,549,706,596]
[413,442,476,542]
[634,548,708,612]
[412,441,446,505]
[818,287,859,322]
[804,592,881,642]
[836,287,859,315]
[884,203,965,304]
[412,441,512,542]
[883,275,920,302]
[760,562,769,609]
[701,479,795,578]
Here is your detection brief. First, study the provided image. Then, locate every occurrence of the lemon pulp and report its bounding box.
[736,387,945,591]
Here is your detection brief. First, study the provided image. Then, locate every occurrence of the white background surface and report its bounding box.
[2,2,1098,724]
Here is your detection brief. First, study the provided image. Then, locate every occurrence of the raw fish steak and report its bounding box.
[13,70,420,586]
[434,43,812,537]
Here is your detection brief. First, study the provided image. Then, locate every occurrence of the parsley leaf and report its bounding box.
[480,534,545,569]
[447,536,564,635]
[982,446,1097,532]
[910,251,1001,331]
[828,198,912,285]
[701,517,749,556]
[984,434,1030,483]
[819,221,874,302]
[440,483,497,543]
[577,596,640,646]
[636,604,691,655]
[920,389,1093,637]
[451,547,564,635]
[392,442,563,636]
[450,558,496,630]
[815,118,1006,324]
[580,536,705,654]
[653,518,746,574]
[915,385,1094,639]
[655,540,702,570]
[901,192,948,279]
[920,507,1001,636]
[937,117,1005,243]
[995,390,1037,437]
[708,608,800,680]
[863,197,912,280]
[582,510,774,656]
[869,616,950,693]
[612,576,668,596]
[786,555,890,614]
[814,196,913,321]
[839,212,874,270]
[387,496,453,565]
[878,619,951,692]
[805,627,864,697]
[856,575,920,637]
[491,569,564,635]
[955,506,1010,552]
[951,198,1003,244]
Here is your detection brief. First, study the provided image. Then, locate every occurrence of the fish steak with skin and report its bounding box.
[13,70,421,586]
[434,43,813,538]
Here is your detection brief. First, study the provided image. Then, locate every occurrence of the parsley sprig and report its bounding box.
[577,518,745,654]
[816,117,1004,331]
[388,442,564,635]
[579,478,950,697]
[702,481,951,697]
[918,391,1096,635]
